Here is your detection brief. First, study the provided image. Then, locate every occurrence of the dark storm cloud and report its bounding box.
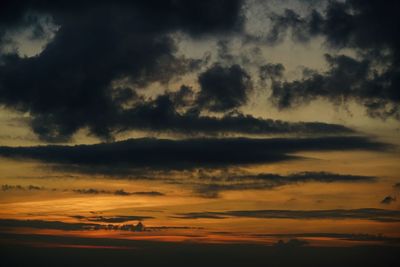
[271,54,370,107]
[193,171,376,198]
[0,0,245,142]
[117,92,354,136]
[175,208,400,222]
[265,9,311,45]
[261,1,400,120]
[0,136,388,173]
[197,64,253,112]
[0,1,244,41]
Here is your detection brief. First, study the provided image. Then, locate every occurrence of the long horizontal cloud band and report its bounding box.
[0,136,388,171]
[175,208,400,222]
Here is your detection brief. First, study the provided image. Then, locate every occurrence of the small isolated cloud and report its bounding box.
[381,196,396,205]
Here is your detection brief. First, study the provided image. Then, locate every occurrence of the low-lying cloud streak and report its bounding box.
[193,171,376,198]
[175,208,400,222]
[0,136,388,173]
[1,184,165,197]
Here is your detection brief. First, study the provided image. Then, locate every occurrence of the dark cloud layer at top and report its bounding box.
[0,0,245,142]
[264,1,400,120]
[0,0,399,143]
[0,136,388,172]
[0,1,244,39]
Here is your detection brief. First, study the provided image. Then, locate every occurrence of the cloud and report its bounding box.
[1,184,44,191]
[0,136,388,173]
[273,238,309,248]
[83,215,153,223]
[379,182,400,205]
[1,185,165,196]
[73,188,165,196]
[197,64,252,112]
[175,208,400,222]
[259,1,400,120]
[115,93,355,136]
[256,232,400,244]
[380,196,396,205]
[270,54,400,120]
[129,191,165,196]
[0,219,99,231]
[0,0,245,142]
[0,218,200,233]
[193,171,376,198]
[259,63,285,83]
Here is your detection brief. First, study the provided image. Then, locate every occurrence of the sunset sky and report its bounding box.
[0,0,399,266]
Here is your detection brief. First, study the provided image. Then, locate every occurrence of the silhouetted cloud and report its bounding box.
[273,238,309,248]
[193,171,376,198]
[0,218,201,234]
[73,188,165,196]
[129,191,165,196]
[115,94,355,136]
[0,136,388,173]
[381,196,396,205]
[0,219,98,231]
[0,184,165,196]
[197,64,252,112]
[256,232,400,244]
[0,0,245,141]
[379,182,400,205]
[84,215,153,223]
[261,1,400,120]
[175,208,400,222]
[1,184,44,191]
[259,63,285,83]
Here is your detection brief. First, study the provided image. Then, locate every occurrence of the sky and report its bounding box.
[0,0,400,266]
